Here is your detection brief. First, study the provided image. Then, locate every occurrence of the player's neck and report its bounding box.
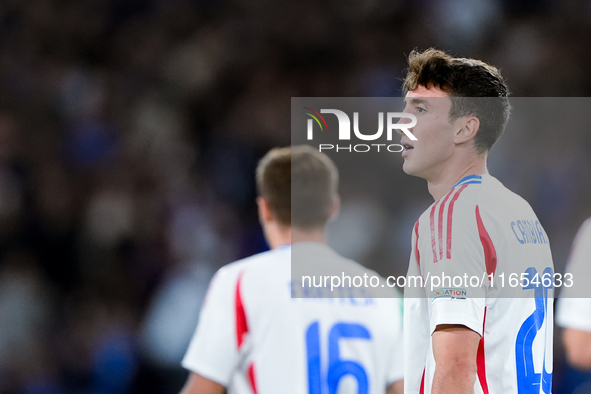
[291,226,326,245]
[265,226,326,248]
[427,155,488,201]
[265,222,292,249]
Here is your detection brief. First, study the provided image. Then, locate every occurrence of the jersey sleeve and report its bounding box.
[556,218,591,331]
[426,199,487,336]
[181,266,241,385]
[556,298,591,331]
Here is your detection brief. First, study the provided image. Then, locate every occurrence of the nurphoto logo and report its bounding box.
[303,108,418,153]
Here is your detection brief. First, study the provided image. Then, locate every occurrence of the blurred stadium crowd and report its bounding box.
[0,0,591,393]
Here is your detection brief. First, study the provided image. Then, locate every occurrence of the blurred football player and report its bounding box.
[180,145,404,394]
[557,217,591,371]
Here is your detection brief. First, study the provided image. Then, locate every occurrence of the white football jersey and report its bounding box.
[556,217,591,332]
[182,242,404,394]
[404,174,554,394]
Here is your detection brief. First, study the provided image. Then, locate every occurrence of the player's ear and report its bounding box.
[257,196,274,224]
[454,116,480,145]
[328,195,340,222]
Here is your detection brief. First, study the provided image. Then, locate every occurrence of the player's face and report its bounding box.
[400,86,459,181]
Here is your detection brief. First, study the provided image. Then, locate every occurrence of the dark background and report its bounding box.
[0,0,591,393]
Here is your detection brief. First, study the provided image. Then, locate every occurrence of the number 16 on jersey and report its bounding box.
[306,321,371,394]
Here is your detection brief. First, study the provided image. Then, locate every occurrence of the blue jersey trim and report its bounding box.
[452,174,482,189]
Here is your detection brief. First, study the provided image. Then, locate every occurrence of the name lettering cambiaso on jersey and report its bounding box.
[404,174,554,394]
[182,243,404,394]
